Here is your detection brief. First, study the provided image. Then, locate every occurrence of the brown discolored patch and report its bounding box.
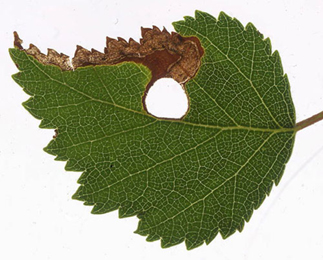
[53,129,58,139]
[13,32,23,50]
[14,32,73,71]
[13,29,204,115]
[72,27,204,85]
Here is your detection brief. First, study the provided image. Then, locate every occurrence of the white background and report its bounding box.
[0,0,323,259]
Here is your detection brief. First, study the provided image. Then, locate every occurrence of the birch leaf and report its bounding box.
[10,11,297,249]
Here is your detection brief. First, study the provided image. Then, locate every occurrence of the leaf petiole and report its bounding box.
[295,110,323,131]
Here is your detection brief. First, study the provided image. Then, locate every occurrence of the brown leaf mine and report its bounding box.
[14,32,73,71]
[72,27,204,84]
[13,28,204,115]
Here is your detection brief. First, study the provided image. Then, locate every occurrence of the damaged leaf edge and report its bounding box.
[12,27,205,121]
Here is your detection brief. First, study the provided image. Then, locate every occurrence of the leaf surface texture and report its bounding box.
[10,11,296,249]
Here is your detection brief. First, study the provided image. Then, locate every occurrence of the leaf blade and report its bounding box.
[10,10,296,249]
[174,11,295,129]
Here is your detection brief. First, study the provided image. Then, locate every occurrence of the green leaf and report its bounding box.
[10,11,296,249]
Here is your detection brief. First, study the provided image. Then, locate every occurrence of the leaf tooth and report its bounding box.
[91,48,100,53]
[245,22,257,32]
[183,15,195,23]
[38,119,55,129]
[117,37,128,44]
[218,11,232,22]
[105,36,115,45]
[134,219,148,235]
[232,17,244,30]
[204,229,218,245]
[274,166,285,185]
[47,48,59,57]
[141,27,151,37]
[237,218,245,232]
[71,186,83,199]
[65,158,81,171]
[245,22,268,48]
[84,201,95,206]
[160,238,174,249]
[152,25,161,32]
[119,205,138,218]
[22,100,42,120]
[13,31,23,49]
[264,37,272,55]
[272,50,284,75]
[219,217,241,239]
[184,236,204,250]
[73,45,91,61]
[241,202,254,223]
[91,202,118,214]
[220,228,237,240]
[161,236,185,249]
[194,10,203,18]
[254,190,268,210]
[21,98,34,109]
[75,44,90,53]
[28,43,41,54]
[170,31,178,37]
[161,27,170,35]
[171,20,185,31]
[195,10,216,22]
[54,155,67,161]
[43,144,54,154]
[91,205,103,214]
[128,37,140,48]
[72,45,92,68]
[264,180,275,196]
[146,234,160,242]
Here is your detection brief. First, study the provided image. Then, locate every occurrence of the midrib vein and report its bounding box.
[25,52,295,134]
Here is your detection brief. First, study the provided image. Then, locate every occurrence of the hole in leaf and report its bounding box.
[145,78,189,119]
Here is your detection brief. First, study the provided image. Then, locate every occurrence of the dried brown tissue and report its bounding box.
[13,28,204,113]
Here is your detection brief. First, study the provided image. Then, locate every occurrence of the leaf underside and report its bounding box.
[10,11,296,249]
